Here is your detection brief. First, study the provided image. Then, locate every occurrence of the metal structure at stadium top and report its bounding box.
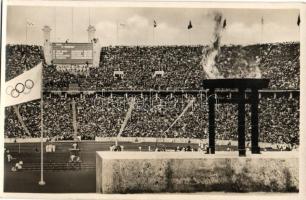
[202,78,270,89]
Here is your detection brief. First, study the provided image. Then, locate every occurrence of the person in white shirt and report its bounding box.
[15,162,22,170]
[52,144,56,152]
[11,166,17,172]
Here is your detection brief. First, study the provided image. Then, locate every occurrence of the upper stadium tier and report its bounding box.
[6,45,44,81]
[6,42,299,90]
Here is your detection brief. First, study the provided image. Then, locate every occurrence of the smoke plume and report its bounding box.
[201,12,262,79]
[231,50,262,78]
[201,12,224,79]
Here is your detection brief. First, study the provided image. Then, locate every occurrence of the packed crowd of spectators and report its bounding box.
[4,95,74,140]
[259,95,299,145]
[6,44,44,81]
[6,43,299,90]
[214,42,300,88]
[43,42,299,90]
[4,43,300,146]
[55,64,90,77]
[4,93,299,146]
[75,94,128,139]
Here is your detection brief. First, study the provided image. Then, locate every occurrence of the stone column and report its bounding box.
[251,89,260,154]
[87,25,96,43]
[208,89,215,154]
[238,89,246,156]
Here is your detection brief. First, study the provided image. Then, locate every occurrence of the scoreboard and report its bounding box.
[52,43,93,64]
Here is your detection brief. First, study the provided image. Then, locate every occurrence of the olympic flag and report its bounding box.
[4,63,42,107]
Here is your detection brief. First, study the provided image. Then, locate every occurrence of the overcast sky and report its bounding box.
[6,6,300,46]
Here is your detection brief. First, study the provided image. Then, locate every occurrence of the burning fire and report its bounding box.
[201,12,262,79]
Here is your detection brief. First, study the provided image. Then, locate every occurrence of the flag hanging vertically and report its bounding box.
[187,20,193,29]
[4,63,42,107]
[153,20,157,28]
[223,19,227,29]
[297,14,300,26]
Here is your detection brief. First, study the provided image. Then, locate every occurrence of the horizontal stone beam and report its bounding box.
[96,152,298,194]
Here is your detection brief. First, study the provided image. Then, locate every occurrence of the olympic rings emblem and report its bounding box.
[6,79,35,98]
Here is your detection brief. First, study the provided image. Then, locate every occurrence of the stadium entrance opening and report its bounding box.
[203,79,270,156]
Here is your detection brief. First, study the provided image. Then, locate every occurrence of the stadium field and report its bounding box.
[4,141,296,193]
[4,169,95,193]
[4,141,200,193]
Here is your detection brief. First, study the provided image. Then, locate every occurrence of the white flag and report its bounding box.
[4,63,42,107]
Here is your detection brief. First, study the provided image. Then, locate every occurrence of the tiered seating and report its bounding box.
[4,43,300,146]
[4,94,299,145]
[42,43,300,91]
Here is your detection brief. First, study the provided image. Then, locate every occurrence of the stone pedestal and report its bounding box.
[96,152,298,194]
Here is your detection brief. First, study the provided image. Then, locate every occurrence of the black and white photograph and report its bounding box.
[0,0,304,199]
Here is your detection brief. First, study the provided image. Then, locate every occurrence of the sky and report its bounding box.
[6,6,300,46]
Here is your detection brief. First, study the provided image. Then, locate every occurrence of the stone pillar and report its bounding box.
[87,25,100,68]
[251,89,260,154]
[42,25,52,65]
[92,38,101,68]
[87,25,96,43]
[42,26,51,43]
[208,89,215,154]
[238,89,246,156]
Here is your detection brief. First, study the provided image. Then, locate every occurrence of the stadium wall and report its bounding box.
[96,152,298,193]
[4,137,286,150]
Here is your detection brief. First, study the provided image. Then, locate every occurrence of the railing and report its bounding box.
[44,89,300,94]
[4,137,294,150]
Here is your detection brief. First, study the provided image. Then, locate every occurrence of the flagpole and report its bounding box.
[261,18,263,44]
[72,8,74,42]
[25,21,28,45]
[152,26,155,44]
[116,20,119,45]
[152,22,155,45]
[88,7,91,26]
[25,8,28,44]
[54,7,57,42]
[39,64,45,186]
[25,21,28,71]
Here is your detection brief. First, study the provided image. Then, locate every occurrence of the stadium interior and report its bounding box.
[5,43,300,146]
[3,40,300,194]
[3,6,301,193]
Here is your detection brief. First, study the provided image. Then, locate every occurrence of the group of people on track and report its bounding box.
[4,148,23,172]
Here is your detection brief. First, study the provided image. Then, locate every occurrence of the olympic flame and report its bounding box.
[201,12,224,79]
[201,12,262,79]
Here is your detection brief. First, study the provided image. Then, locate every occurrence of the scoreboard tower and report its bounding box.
[52,43,93,65]
[42,25,100,67]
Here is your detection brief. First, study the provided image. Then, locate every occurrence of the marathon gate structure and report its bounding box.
[203,78,270,156]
